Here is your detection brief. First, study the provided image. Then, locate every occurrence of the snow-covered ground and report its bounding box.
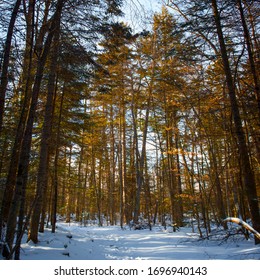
[17,221,260,260]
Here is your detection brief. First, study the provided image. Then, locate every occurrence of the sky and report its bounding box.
[121,0,163,31]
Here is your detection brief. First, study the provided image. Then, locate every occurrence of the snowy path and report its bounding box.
[19,222,260,260]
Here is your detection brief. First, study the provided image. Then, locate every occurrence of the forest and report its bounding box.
[0,0,259,260]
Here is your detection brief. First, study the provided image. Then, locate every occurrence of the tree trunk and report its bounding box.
[0,0,22,134]
[0,0,34,233]
[211,0,260,244]
[29,13,60,243]
[132,93,151,224]
[109,105,116,225]
[208,142,227,229]
[65,146,73,224]
[237,0,260,120]
[51,84,64,233]
[131,101,141,224]
[117,90,127,226]
[175,132,183,226]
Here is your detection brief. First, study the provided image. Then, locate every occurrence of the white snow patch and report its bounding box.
[8,222,259,260]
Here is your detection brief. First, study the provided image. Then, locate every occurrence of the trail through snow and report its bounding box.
[18,222,260,260]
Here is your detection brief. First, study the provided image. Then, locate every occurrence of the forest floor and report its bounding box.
[17,221,260,260]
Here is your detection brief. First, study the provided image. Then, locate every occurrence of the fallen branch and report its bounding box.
[224,217,260,241]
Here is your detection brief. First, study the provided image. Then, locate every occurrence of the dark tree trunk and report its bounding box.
[29,14,60,242]
[51,84,65,233]
[0,0,22,133]
[0,0,26,240]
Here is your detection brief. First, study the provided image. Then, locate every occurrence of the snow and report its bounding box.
[15,221,260,260]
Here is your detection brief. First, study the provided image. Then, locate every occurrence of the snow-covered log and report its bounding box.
[224,217,260,241]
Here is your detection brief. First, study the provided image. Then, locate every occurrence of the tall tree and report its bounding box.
[6,0,65,252]
[28,9,62,243]
[211,0,260,243]
[0,0,35,238]
[150,7,187,225]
